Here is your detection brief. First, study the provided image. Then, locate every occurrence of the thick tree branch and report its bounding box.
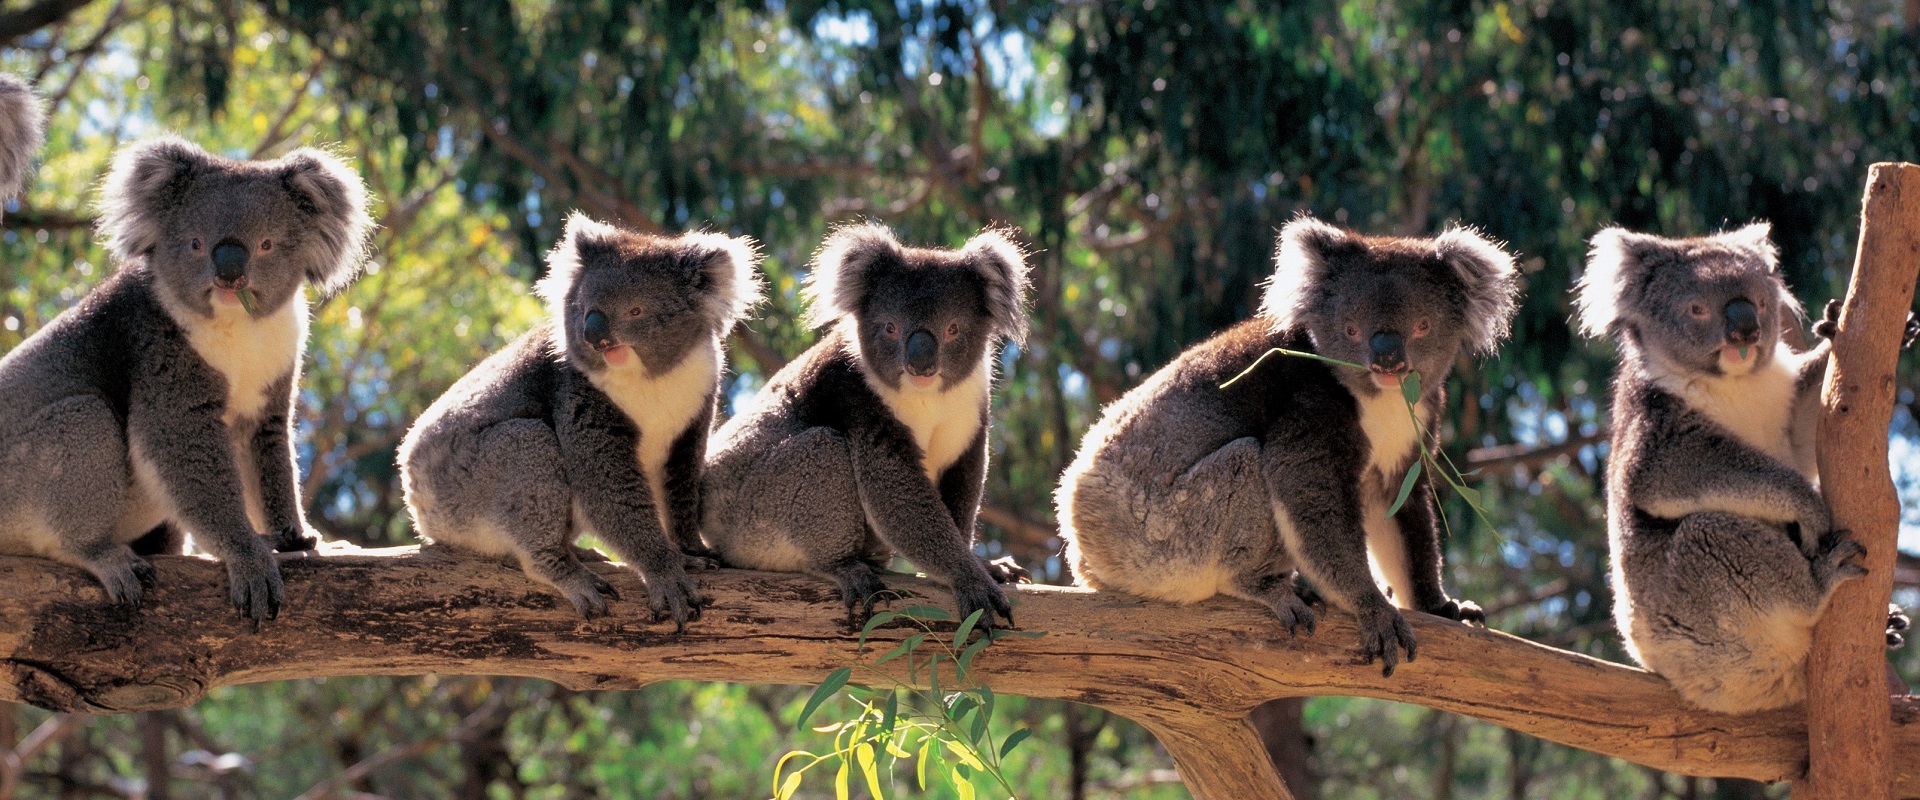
[1,550,1918,797]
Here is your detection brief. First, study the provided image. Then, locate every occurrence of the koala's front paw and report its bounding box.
[642,568,708,633]
[1424,597,1486,627]
[1814,299,1843,340]
[979,554,1030,584]
[1888,603,1910,649]
[225,542,286,622]
[270,524,320,553]
[1355,603,1418,677]
[953,576,1015,632]
[1812,529,1869,590]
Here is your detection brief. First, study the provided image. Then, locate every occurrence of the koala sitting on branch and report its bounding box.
[0,74,45,208]
[0,137,372,620]
[400,213,761,630]
[1577,223,1911,714]
[1058,217,1519,676]
[702,223,1031,631]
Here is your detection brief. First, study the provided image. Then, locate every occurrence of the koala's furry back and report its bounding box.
[0,74,46,201]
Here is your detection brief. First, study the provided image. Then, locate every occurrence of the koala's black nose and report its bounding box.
[1369,331,1408,374]
[582,310,615,350]
[905,329,939,377]
[211,239,249,289]
[1725,298,1760,345]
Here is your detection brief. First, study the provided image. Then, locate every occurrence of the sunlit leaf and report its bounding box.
[856,743,883,799]
[797,667,852,729]
[1387,461,1423,517]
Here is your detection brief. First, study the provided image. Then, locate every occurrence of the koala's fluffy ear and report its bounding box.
[678,231,766,330]
[535,211,611,322]
[961,227,1032,343]
[278,147,374,295]
[1576,226,1667,339]
[97,136,213,265]
[1433,225,1521,355]
[1261,215,1356,331]
[0,74,46,202]
[804,222,901,330]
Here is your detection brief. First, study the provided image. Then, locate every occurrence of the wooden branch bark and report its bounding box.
[1800,162,1920,800]
[3,549,1920,796]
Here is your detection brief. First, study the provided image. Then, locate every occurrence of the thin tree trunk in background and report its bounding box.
[1430,711,1459,800]
[1798,162,1920,799]
[1249,698,1319,800]
[1908,0,1919,34]
[140,712,170,800]
[1063,703,1103,800]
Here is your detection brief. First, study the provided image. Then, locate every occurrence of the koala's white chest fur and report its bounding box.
[589,342,718,533]
[869,363,989,484]
[182,295,309,423]
[1355,386,1427,608]
[1653,342,1801,472]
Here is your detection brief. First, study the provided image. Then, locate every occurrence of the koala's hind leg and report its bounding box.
[0,396,153,604]
[715,427,877,621]
[1636,512,1855,713]
[458,420,617,619]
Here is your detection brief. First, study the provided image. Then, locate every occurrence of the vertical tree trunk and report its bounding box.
[1798,162,1920,799]
[139,712,170,800]
[1249,698,1321,800]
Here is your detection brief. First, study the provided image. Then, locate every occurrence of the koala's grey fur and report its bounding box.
[0,136,371,619]
[400,213,761,629]
[1058,217,1519,676]
[703,223,1030,630]
[1575,222,1888,713]
[0,74,47,205]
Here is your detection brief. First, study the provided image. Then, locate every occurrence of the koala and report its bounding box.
[0,73,47,207]
[400,212,761,629]
[1576,223,1913,713]
[1058,217,1519,676]
[703,223,1031,630]
[0,136,371,619]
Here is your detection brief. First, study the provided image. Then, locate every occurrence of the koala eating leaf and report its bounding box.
[0,137,372,620]
[702,223,1031,630]
[1058,216,1520,676]
[400,213,762,630]
[1576,223,1908,713]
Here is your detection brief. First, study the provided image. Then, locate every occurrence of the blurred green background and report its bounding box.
[4,1,1920,797]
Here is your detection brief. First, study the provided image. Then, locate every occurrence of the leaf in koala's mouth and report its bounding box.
[1739,345,1750,360]
[237,287,259,315]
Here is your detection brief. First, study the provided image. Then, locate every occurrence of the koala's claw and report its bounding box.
[832,566,889,629]
[682,554,724,572]
[954,578,1015,633]
[1265,595,1317,637]
[644,572,705,634]
[270,524,320,553]
[1357,606,1418,677]
[1904,311,1919,350]
[226,552,286,622]
[980,554,1031,584]
[1814,299,1843,340]
[1889,603,1911,649]
[1426,598,1486,627]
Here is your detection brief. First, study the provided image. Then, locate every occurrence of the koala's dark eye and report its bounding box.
[259,238,272,253]
[627,306,644,318]
[944,322,960,340]
[190,238,203,252]
[1344,322,1361,340]
[1414,318,1432,337]
[884,322,897,336]
[1687,302,1710,320]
